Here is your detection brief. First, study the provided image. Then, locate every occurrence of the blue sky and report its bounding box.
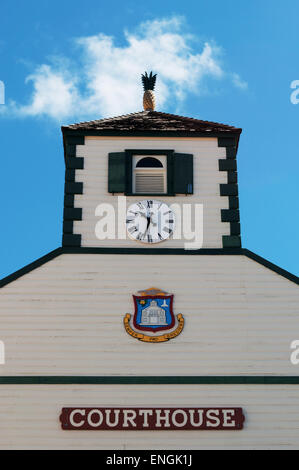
[0,0,298,278]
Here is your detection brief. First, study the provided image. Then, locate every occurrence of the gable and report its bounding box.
[0,250,298,377]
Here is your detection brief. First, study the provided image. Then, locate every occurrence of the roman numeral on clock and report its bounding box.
[126,200,174,244]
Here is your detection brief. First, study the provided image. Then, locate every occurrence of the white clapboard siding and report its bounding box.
[0,253,298,376]
[74,137,230,248]
[0,385,299,449]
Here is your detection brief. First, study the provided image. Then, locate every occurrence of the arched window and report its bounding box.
[133,155,167,194]
[136,157,163,168]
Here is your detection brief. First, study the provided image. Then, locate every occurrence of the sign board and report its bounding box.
[60,407,245,430]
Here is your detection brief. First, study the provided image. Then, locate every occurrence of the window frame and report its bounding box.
[132,155,167,194]
[125,149,175,196]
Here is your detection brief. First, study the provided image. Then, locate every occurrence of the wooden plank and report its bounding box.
[0,384,298,448]
[0,254,298,376]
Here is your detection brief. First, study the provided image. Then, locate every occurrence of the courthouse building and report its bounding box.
[0,79,299,448]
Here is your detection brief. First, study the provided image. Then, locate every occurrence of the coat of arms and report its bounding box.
[124,288,184,343]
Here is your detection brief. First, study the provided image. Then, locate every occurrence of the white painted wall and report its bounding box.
[0,384,298,449]
[74,137,229,248]
[0,253,298,376]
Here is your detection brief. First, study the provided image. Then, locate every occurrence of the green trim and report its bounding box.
[62,220,73,234]
[124,149,175,196]
[220,184,238,196]
[222,235,242,248]
[62,129,241,139]
[64,194,74,207]
[0,247,297,288]
[63,208,82,221]
[62,135,84,248]
[218,136,241,248]
[62,247,243,255]
[227,172,237,184]
[64,182,83,195]
[125,149,175,154]
[166,151,174,195]
[65,144,76,158]
[62,234,81,247]
[217,137,237,147]
[125,150,132,194]
[108,152,127,193]
[0,248,63,287]
[0,376,299,384]
[173,152,193,194]
[217,137,238,159]
[224,147,237,159]
[67,157,84,169]
[123,149,193,197]
[228,196,239,209]
[219,160,237,171]
[63,135,85,163]
[243,249,299,284]
[221,209,240,223]
[64,135,85,145]
[65,169,75,182]
[125,193,175,197]
[230,222,241,236]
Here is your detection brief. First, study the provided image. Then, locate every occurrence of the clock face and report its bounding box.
[126,200,175,244]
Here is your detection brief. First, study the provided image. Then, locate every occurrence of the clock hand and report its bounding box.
[141,220,150,239]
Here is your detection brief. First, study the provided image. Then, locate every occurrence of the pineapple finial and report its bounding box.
[141,71,157,111]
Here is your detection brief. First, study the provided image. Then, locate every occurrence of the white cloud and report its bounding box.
[231,73,248,90]
[4,16,247,120]
[19,65,79,119]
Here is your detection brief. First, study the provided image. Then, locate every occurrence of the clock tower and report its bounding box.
[61,108,242,250]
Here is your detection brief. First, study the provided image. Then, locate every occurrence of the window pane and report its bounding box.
[136,157,163,168]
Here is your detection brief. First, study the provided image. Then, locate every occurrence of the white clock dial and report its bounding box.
[126,200,175,244]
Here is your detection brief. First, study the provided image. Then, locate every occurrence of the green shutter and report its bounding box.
[173,153,193,194]
[108,152,126,193]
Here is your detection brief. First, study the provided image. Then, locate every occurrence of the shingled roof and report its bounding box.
[62,111,242,135]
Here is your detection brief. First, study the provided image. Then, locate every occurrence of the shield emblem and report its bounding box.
[132,288,175,333]
[124,287,185,343]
